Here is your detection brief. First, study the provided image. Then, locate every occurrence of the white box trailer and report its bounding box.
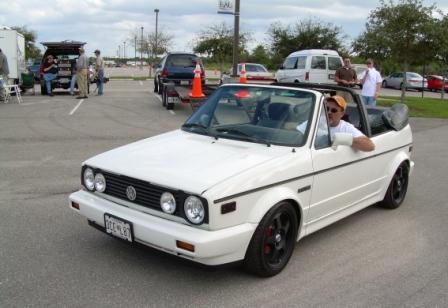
[0,27,26,84]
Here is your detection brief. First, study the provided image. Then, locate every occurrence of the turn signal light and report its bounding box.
[176,240,195,252]
[71,202,80,210]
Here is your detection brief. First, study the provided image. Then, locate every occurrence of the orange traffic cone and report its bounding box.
[239,63,247,84]
[189,63,205,98]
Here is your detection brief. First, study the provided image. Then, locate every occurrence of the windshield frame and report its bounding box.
[181,84,318,147]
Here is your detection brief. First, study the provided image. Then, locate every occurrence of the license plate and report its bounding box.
[104,213,133,242]
[59,78,70,83]
[180,80,190,85]
[328,74,335,80]
[167,97,180,104]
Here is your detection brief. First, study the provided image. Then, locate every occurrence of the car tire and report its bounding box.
[154,79,158,93]
[244,201,298,277]
[157,78,163,95]
[166,102,174,110]
[162,86,167,107]
[379,162,409,209]
[382,80,387,88]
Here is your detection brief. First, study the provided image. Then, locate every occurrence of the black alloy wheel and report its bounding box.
[380,162,409,209]
[244,201,298,277]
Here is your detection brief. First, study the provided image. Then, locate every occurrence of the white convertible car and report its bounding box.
[69,83,414,277]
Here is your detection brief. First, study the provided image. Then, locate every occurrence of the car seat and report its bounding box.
[258,102,290,128]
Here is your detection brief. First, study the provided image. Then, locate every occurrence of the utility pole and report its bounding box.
[134,35,137,66]
[154,9,159,61]
[232,0,240,77]
[140,26,144,70]
[123,41,126,61]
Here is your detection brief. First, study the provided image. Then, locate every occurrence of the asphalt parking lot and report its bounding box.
[1,80,448,307]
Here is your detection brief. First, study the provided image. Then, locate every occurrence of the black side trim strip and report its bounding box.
[297,185,311,193]
[213,143,412,204]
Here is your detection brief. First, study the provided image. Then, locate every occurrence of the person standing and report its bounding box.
[76,47,88,99]
[42,55,58,96]
[94,49,104,95]
[360,59,382,106]
[335,58,357,102]
[335,58,357,87]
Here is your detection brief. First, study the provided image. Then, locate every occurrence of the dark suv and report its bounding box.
[39,40,90,95]
[153,52,205,94]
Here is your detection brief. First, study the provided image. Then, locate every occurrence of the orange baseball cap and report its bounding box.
[327,95,347,111]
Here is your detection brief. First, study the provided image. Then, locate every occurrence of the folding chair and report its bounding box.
[3,84,23,104]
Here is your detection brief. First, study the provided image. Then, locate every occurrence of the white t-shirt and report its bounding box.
[330,120,364,138]
[360,68,382,97]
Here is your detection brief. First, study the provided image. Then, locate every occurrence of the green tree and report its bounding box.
[11,26,41,60]
[353,1,438,72]
[192,22,248,74]
[267,19,347,63]
[247,44,270,65]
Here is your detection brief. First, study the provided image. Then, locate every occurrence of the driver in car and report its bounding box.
[326,95,375,152]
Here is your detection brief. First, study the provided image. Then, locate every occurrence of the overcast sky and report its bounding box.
[1,0,447,58]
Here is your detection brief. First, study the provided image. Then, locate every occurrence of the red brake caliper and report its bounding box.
[264,226,273,254]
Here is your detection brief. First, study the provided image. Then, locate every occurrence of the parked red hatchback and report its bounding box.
[426,75,448,92]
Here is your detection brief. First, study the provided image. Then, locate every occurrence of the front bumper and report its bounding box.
[69,190,256,265]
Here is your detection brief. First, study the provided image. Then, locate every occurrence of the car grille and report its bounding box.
[102,171,182,212]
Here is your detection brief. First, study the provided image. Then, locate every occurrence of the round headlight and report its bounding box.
[94,173,106,193]
[160,192,176,214]
[83,168,95,191]
[184,196,205,224]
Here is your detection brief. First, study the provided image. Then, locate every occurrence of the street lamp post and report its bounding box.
[123,41,126,61]
[154,9,159,61]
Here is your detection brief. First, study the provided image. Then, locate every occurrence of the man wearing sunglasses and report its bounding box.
[326,95,375,152]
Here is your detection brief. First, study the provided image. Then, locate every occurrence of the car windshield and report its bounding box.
[243,64,268,73]
[167,55,199,68]
[406,72,422,79]
[182,85,316,147]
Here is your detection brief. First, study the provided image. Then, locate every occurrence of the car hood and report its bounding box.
[85,130,288,194]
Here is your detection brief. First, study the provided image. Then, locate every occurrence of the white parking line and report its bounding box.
[155,95,162,102]
[169,110,176,115]
[69,99,84,115]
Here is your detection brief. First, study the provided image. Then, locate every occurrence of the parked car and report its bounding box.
[69,83,414,277]
[221,63,275,84]
[275,49,343,84]
[39,40,90,95]
[382,72,427,91]
[425,75,448,92]
[153,52,205,95]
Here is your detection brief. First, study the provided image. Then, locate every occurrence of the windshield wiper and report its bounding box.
[182,123,219,139]
[215,127,271,147]
[183,123,207,130]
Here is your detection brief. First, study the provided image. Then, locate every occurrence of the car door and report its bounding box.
[327,56,343,84]
[309,56,327,83]
[277,56,298,82]
[306,100,382,234]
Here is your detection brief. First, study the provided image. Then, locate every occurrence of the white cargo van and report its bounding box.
[275,49,343,84]
[0,26,26,84]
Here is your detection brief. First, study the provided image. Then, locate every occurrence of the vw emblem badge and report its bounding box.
[126,186,137,201]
